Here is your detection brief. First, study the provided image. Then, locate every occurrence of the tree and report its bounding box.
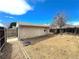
[9,22,16,28]
[54,12,66,28]
[50,12,67,34]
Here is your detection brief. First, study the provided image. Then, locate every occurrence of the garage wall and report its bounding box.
[18,26,49,39]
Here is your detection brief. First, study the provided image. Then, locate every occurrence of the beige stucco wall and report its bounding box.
[18,26,49,39]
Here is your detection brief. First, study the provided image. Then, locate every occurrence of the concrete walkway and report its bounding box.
[1,37,30,59]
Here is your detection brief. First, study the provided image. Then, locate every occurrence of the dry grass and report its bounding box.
[23,34,79,59]
[1,34,79,59]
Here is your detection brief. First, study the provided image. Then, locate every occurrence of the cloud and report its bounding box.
[67,21,79,25]
[5,16,14,19]
[0,0,32,15]
[43,24,50,26]
[72,22,79,25]
[0,23,5,27]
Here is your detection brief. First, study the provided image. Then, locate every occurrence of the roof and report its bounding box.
[50,24,79,29]
[17,22,49,28]
[62,25,79,28]
[75,25,79,28]
[0,27,4,29]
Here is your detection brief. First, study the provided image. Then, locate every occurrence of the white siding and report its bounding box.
[18,26,49,39]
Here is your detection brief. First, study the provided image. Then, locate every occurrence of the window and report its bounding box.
[44,29,46,32]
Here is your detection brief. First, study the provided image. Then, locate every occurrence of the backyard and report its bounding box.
[1,34,79,59]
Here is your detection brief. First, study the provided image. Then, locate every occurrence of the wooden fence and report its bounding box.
[0,27,6,51]
[7,28,18,37]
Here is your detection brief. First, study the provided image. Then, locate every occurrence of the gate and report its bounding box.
[0,27,6,51]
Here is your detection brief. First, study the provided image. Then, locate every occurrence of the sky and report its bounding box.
[0,0,79,26]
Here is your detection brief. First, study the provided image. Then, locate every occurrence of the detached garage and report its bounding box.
[18,22,50,40]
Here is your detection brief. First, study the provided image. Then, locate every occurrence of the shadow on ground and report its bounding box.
[21,34,56,46]
[1,43,12,59]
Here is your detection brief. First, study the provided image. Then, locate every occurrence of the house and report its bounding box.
[50,24,79,34]
[17,22,50,40]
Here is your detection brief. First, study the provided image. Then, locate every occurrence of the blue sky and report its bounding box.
[0,0,79,25]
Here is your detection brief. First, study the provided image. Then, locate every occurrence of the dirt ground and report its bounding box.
[23,34,79,59]
[1,34,79,59]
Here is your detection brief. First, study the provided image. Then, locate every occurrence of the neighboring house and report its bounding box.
[50,24,79,34]
[17,22,50,40]
[7,22,18,37]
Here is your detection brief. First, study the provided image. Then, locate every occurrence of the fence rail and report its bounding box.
[0,28,5,51]
[7,28,18,37]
